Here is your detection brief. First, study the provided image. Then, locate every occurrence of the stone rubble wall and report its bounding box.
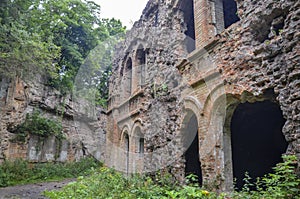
[107,0,300,190]
[0,76,106,163]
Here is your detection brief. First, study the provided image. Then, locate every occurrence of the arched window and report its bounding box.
[133,126,144,154]
[124,133,129,152]
[181,110,203,185]
[125,58,132,97]
[136,46,146,86]
[139,138,144,155]
[123,132,130,175]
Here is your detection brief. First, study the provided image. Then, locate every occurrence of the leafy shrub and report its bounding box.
[11,111,63,142]
[0,157,101,187]
[44,167,216,199]
[45,155,300,199]
[0,159,30,187]
[230,155,300,199]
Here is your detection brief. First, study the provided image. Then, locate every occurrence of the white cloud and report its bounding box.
[93,0,149,29]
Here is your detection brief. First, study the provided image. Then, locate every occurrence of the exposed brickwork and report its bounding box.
[107,0,300,191]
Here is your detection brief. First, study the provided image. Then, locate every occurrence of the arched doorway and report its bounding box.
[183,113,203,185]
[123,132,130,175]
[230,100,288,190]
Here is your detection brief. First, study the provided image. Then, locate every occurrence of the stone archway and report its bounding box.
[181,96,203,184]
[120,126,130,175]
[131,120,144,173]
[183,113,203,185]
[230,100,288,190]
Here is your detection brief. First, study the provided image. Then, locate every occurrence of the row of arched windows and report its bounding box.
[120,46,147,100]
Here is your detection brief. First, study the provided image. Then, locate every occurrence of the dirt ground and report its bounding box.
[0,179,75,199]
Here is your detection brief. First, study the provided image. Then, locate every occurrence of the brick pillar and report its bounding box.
[194,0,217,48]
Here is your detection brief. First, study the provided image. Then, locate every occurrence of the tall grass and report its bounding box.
[0,157,101,187]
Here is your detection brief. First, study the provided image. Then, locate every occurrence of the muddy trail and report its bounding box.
[0,179,75,199]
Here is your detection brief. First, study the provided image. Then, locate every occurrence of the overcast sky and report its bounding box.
[93,0,149,29]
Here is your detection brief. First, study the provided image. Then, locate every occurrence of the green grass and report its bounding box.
[44,155,300,199]
[0,157,101,187]
[44,167,216,199]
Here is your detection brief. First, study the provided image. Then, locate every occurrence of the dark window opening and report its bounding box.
[139,138,144,155]
[181,0,195,53]
[136,48,146,86]
[230,101,288,190]
[120,66,124,76]
[223,0,240,28]
[125,58,132,97]
[136,49,146,65]
[184,114,203,185]
[154,11,159,26]
[126,58,132,71]
[124,133,129,152]
[124,133,130,175]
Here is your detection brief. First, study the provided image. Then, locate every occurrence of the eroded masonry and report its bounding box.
[0,0,299,192]
[106,0,300,191]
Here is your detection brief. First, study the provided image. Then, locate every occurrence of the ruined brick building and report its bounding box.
[106,0,300,191]
[0,0,299,192]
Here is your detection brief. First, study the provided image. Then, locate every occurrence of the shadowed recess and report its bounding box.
[223,0,240,28]
[230,101,288,190]
[184,114,203,185]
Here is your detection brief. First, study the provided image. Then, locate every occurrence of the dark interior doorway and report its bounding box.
[181,0,195,53]
[184,114,202,185]
[230,101,288,190]
[223,0,240,28]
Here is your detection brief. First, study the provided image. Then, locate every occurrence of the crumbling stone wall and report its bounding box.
[107,0,299,191]
[0,76,107,163]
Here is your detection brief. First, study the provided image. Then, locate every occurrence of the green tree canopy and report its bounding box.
[0,0,126,106]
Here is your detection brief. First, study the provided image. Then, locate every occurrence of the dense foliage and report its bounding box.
[44,155,300,199]
[10,111,63,142]
[0,0,60,79]
[45,167,215,199]
[0,0,126,105]
[0,157,101,187]
[230,155,300,199]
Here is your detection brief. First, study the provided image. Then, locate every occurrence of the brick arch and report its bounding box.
[119,124,131,174]
[131,119,145,173]
[180,96,203,150]
[180,96,203,184]
[131,120,144,150]
[207,92,240,191]
[120,124,131,141]
[182,96,203,125]
[199,83,243,190]
[205,86,288,191]
[131,119,143,136]
[202,83,245,121]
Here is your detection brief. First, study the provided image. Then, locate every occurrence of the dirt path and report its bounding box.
[0,179,75,199]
